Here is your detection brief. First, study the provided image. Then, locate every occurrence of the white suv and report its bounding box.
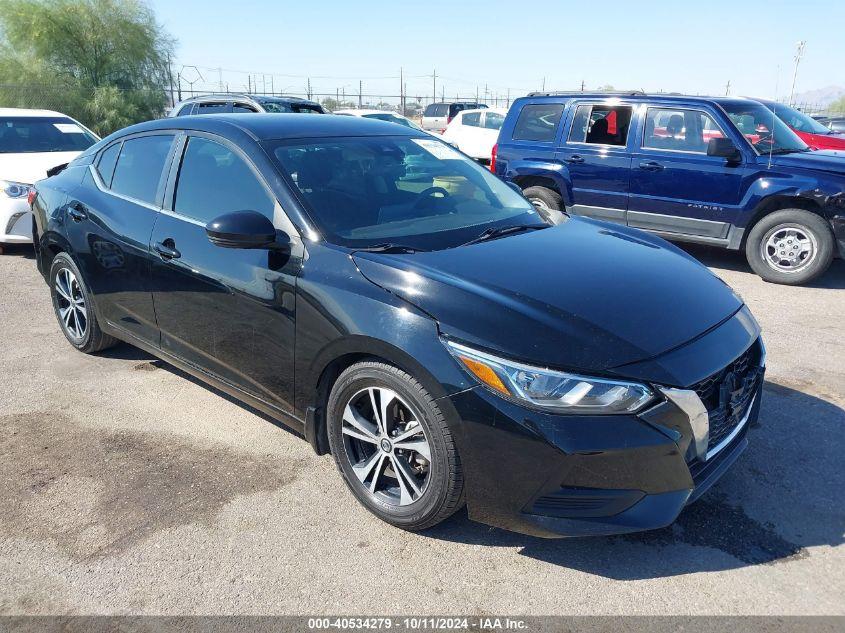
[1,108,98,247]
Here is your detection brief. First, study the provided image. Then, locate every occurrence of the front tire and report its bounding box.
[327,361,464,531]
[49,252,117,353]
[745,209,834,285]
[521,185,566,224]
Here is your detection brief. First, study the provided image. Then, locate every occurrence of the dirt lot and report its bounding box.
[0,243,842,615]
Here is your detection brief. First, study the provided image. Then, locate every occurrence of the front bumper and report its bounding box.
[0,197,33,244]
[446,331,764,538]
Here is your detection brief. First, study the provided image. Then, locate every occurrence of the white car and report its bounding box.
[333,109,423,131]
[1,108,98,247]
[440,107,507,162]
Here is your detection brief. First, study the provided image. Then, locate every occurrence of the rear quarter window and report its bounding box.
[512,104,565,142]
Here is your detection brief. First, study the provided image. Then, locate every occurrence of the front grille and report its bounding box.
[691,340,763,452]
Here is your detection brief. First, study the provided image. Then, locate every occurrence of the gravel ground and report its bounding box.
[0,243,842,616]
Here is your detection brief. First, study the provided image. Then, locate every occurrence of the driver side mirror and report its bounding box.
[205,211,284,249]
[707,138,742,163]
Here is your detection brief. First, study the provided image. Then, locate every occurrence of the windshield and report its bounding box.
[261,101,323,114]
[269,135,542,250]
[768,103,831,135]
[0,117,98,154]
[720,102,808,154]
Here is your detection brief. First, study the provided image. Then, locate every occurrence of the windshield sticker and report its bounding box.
[411,138,463,160]
[53,123,84,134]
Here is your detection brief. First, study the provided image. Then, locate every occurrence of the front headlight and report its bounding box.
[444,340,654,414]
[1,180,31,199]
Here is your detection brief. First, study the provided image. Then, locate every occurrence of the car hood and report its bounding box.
[0,151,82,184]
[769,149,845,174]
[353,218,744,373]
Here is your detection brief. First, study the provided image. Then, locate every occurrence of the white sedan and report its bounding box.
[440,107,507,163]
[333,109,423,131]
[1,108,99,247]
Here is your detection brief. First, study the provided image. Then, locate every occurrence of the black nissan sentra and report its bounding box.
[31,115,765,537]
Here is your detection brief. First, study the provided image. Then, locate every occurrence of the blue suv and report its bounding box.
[494,92,845,285]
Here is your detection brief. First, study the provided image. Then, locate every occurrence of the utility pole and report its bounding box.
[725,79,731,96]
[270,76,274,96]
[441,85,445,102]
[476,86,479,103]
[541,76,546,92]
[789,40,806,106]
[218,67,223,92]
[359,80,363,108]
[336,87,339,106]
[507,88,510,107]
[247,75,251,94]
[580,79,585,92]
[166,54,176,105]
[307,78,312,100]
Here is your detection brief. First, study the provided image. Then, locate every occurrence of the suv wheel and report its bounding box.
[326,361,464,531]
[521,186,566,224]
[745,209,834,285]
[49,253,117,353]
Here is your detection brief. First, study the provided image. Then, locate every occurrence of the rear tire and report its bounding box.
[326,361,464,531]
[522,186,566,224]
[49,253,117,353]
[745,209,834,285]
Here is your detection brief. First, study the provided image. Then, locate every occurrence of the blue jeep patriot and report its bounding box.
[493,92,845,285]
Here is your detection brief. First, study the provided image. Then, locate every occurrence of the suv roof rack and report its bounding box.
[526,90,647,97]
[182,93,312,103]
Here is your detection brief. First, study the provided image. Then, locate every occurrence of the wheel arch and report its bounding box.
[742,195,828,249]
[303,336,457,456]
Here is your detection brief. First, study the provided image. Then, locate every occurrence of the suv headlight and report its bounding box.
[444,340,654,414]
[1,180,31,199]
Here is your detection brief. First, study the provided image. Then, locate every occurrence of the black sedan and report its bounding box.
[31,114,765,537]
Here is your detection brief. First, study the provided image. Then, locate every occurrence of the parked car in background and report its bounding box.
[170,94,326,116]
[818,116,845,134]
[754,99,845,150]
[441,107,506,163]
[1,108,98,248]
[334,109,422,130]
[31,114,765,538]
[421,102,487,134]
[494,92,845,285]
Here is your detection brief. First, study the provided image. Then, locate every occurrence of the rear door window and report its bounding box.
[512,104,565,142]
[462,112,482,127]
[110,135,174,205]
[195,102,230,114]
[483,112,505,130]
[568,104,633,146]
[174,136,274,223]
[232,103,258,113]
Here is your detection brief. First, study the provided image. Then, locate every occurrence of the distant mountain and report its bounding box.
[791,85,845,107]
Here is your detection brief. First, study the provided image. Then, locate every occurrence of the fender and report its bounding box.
[739,170,845,230]
[504,159,574,207]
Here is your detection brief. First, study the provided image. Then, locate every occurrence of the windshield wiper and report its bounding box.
[459,223,547,247]
[353,243,425,254]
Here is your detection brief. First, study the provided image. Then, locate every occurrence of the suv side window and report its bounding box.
[174,136,274,223]
[195,101,230,114]
[462,111,482,127]
[483,112,504,130]
[512,104,565,142]
[110,135,174,205]
[96,142,121,187]
[642,107,726,153]
[232,103,258,113]
[568,104,633,146]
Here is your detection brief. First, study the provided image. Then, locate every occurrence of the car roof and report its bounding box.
[0,108,73,118]
[458,107,508,115]
[518,93,765,108]
[334,109,401,116]
[179,94,319,105]
[102,113,428,143]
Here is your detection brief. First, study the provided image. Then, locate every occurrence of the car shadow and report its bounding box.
[422,381,845,579]
[679,243,845,290]
[0,243,35,259]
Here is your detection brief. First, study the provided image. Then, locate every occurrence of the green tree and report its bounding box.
[828,96,845,114]
[0,0,174,135]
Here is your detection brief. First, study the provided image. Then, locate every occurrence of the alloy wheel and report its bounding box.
[341,386,432,506]
[54,268,87,340]
[761,224,817,274]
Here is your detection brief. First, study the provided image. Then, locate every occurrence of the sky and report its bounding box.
[149,0,845,105]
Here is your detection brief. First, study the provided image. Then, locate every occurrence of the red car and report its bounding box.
[756,98,845,150]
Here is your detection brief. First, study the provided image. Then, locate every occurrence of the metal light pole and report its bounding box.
[789,41,806,106]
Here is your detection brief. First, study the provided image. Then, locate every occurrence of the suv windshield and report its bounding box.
[270,135,542,250]
[767,102,832,135]
[0,117,98,153]
[720,102,808,154]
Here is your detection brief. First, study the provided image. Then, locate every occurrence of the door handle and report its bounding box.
[67,201,88,222]
[639,161,664,171]
[154,240,181,260]
[565,155,585,164]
